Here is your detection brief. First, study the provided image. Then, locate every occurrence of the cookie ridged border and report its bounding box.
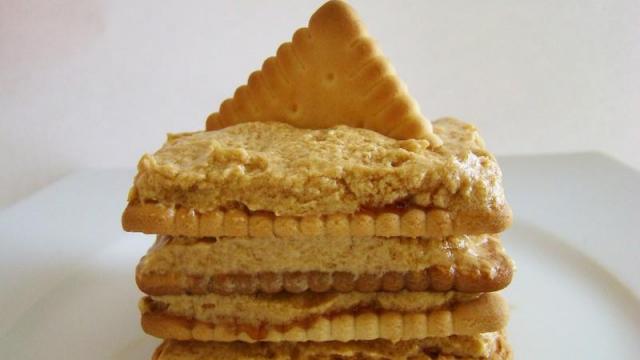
[141,293,508,343]
[122,201,511,238]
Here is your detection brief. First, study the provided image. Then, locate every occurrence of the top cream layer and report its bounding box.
[130,118,506,216]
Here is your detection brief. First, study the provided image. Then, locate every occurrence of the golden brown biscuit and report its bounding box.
[140,293,508,342]
[125,118,511,229]
[122,202,512,239]
[152,332,511,359]
[143,291,479,328]
[136,234,514,295]
[206,0,441,144]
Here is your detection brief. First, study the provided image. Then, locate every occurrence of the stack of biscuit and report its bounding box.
[122,1,515,359]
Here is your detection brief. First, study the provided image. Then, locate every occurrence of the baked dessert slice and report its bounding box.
[206,0,441,144]
[152,332,511,359]
[123,118,511,238]
[139,292,508,342]
[136,234,513,295]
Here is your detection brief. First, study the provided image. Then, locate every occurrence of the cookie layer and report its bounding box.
[127,118,509,220]
[140,293,508,342]
[206,0,440,144]
[152,332,511,359]
[136,234,513,295]
[143,291,479,327]
[123,202,511,239]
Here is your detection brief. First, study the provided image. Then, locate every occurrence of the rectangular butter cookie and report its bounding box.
[140,292,508,343]
[152,332,511,359]
[122,202,511,240]
[136,234,514,295]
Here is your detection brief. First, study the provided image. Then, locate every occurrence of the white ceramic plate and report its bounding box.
[1,154,639,359]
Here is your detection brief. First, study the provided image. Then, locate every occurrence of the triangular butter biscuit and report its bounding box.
[206,0,441,145]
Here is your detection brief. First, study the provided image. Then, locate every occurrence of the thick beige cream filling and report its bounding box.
[131,118,506,216]
[140,234,503,275]
[144,291,480,326]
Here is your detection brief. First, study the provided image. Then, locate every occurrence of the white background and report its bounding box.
[1,0,639,208]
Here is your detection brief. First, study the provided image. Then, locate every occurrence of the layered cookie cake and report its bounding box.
[122,1,515,359]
